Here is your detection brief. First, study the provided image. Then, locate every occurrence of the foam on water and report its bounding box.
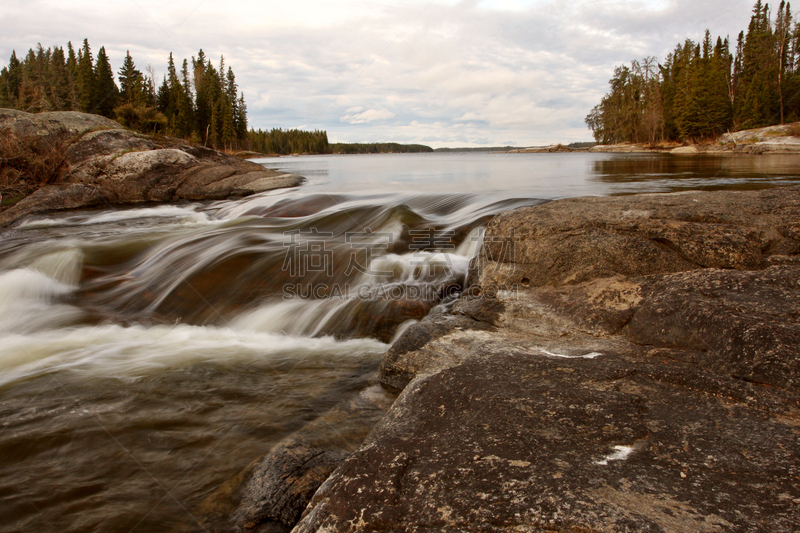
[17,204,215,229]
[0,269,85,334]
[0,322,387,387]
[25,248,85,286]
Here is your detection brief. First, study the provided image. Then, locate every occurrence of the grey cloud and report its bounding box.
[0,0,757,147]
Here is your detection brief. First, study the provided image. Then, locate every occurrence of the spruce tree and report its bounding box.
[93,46,118,117]
[65,42,79,110]
[77,39,96,112]
[5,51,23,104]
[118,51,142,106]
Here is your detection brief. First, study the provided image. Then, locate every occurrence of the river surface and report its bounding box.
[0,152,798,531]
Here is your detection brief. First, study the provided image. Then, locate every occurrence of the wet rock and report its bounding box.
[232,444,349,532]
[379,296,504,390]
[0,183,106,226]
[197,384,397,533]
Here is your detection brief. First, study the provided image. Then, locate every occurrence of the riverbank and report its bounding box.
[587,122,800,155]
[507,122,800,155]
[0,109,302,227]
[275,185,800,532]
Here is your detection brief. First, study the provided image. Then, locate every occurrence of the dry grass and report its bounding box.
[0,133,68,204]
[785,123,800,137]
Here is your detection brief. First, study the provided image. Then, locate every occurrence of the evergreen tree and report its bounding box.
[775,1,793,122]
[236,92,248,143]
[76,39,96,112]
[5,51,23,105]
[93,46,118,117]
[65,42,79,109]
[118,51,142,106]
[0,39,248,146]
[588,2,794,142]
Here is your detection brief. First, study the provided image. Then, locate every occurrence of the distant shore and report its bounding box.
[509,122,800,155]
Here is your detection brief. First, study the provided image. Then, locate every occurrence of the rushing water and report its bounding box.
[0,152,798,531]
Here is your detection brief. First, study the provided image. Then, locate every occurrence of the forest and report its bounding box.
[586,1,800,144]
[0,40,340,155]
[248,128,330,155]
[0,40,252,151]
[330,143,433,154]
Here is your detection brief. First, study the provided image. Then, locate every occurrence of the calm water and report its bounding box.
[255,151,800,196]
[0,152,798,531]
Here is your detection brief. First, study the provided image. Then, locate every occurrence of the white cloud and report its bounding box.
[341,108,397,124]
[0,0,757,146]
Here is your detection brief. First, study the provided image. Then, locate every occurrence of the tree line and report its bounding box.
[586,1,800,144]
[330,142,433,154]
[0,39,248,150]
[246,131,436,155]
[248,128,330,155]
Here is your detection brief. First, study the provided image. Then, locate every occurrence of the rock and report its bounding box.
[379,297,504,390]
[232,443,349,532]
[196,383,398,533]
[477,186,800,289]
[0,183,106,226]
[296,351,800,533]
[624,265,800,391]
[506,144,576,153]
[0,108,121,142]
[671,145,699,154]
[295,186,800,533]
[589,143,663,153]
[0,109,302,226]
[719,122,800,145]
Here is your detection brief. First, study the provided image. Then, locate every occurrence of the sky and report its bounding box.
[1,0,757,147]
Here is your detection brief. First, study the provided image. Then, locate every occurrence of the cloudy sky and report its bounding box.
[1,0,756,147]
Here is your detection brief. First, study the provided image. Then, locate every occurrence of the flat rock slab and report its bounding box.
[297,351,800,532]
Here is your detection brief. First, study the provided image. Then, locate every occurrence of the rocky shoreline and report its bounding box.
[0,109,302,227]
[3,110,799,531]
[508,122,800,154]
[220,185,800,532]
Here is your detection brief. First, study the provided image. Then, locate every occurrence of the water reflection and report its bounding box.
[255,152,800,199]
[592,153,800,194]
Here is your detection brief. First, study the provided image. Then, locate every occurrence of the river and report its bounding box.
[0,152,798,531]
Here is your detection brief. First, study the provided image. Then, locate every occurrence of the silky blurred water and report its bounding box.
[0,151,797,531]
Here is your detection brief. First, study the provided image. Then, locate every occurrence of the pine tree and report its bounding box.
[65,42,79,109]
[93,46,118,117]
[236,92,248,143]
[0,40,248,145]
[77,39,96,112]
[5,51,23,104]
[775,1,793,122]
[118,51,142,106]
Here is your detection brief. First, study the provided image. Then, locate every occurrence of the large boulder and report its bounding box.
[0,109,302,226]
[477,186,800,289]
[0,108,121,142]
[294,186,800,533]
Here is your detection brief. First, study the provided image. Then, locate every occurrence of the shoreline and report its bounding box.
[508,122,800,154]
